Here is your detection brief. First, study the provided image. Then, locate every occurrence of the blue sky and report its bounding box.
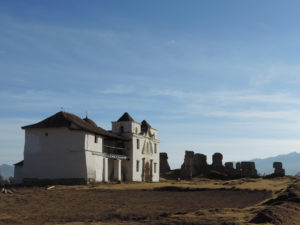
[1,0,300,168]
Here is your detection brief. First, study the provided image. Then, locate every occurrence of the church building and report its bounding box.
[14,111,160,184]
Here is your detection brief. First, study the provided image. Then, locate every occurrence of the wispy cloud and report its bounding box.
[205,110,300,121]
[150,89,300,105]
[249,64,300,86]
[99,84,135,94]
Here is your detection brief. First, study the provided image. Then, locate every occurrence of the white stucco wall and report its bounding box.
[22,127,87,180]
[112,120,160,182]
[131,135,160,182]
[84,133,104,182]
[20,115,159,184]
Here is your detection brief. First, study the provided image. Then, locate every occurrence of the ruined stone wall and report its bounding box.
[180,151,194,179]
[193,153,208,175]
[159,152,171,174]
[273,162,285,176]
[224,162,235,177]
[212,153,223,172]
[240,162,258,177]
[178,151,279,179]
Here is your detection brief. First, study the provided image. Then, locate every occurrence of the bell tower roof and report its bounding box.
[117,112,134,122]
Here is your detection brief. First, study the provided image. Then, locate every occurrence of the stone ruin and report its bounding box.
[240,162,258,177]
[179,150,258,179]
[160,152,171,174]
[273,162,285,177]
[224,162,235,177]
[193,153,208,175]
[212,153,223,171]
[180,151,194,179]
[160,151,286,179]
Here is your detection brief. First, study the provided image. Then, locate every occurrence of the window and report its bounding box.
[135,127,138,134]
[137,139,140,149]
[136,160,139,172]
[154,144,157,153]
[120,126,124,133]
[154,163,157,173]
[94,135,98,143]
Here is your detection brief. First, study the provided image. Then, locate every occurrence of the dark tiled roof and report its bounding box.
[83,117,98,127]
[22,111,126,140]
[117,112,134,122]
[14,160,24,167]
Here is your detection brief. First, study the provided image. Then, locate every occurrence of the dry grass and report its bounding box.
[57,176,294,192]
[0,176,299,225]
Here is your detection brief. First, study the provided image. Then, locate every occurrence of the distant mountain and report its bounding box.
[296,172,300,177]
[250,152,300,176]
[0,164,14,179]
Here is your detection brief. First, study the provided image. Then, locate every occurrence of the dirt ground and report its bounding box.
[0,177,299,225]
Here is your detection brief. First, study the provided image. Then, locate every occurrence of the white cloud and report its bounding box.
[203,110,300,121]
[99,84,135,94]
[249,64,300,86]
[147,89,300,121]
[150,89,300,105]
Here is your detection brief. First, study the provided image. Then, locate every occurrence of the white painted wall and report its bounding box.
[18,115,159,184]
[112,121,160,182]
[94,155,103,182]
[84,133,104,182]
[22,127,87,180]
[131,135,160,182]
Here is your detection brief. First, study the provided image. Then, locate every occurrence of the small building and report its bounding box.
[14,111,160,184]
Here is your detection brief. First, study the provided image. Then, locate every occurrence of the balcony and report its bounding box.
[102,145,129,160]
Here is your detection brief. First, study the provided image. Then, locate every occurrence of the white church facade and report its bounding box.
[14,111,160,184]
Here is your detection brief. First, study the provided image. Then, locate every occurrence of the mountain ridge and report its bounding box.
[249,152,300,176]
[0,164,14,179]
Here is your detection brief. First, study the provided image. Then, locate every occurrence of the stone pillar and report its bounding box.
[212,153,223,171]
[193,153,208,175]
[114,159,121,181]
[103,157,108,182]
[180,151,194,179]
[160,153,171,174]
[273,162,285,176]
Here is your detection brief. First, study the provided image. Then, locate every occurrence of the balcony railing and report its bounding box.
[102,145,129,160]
